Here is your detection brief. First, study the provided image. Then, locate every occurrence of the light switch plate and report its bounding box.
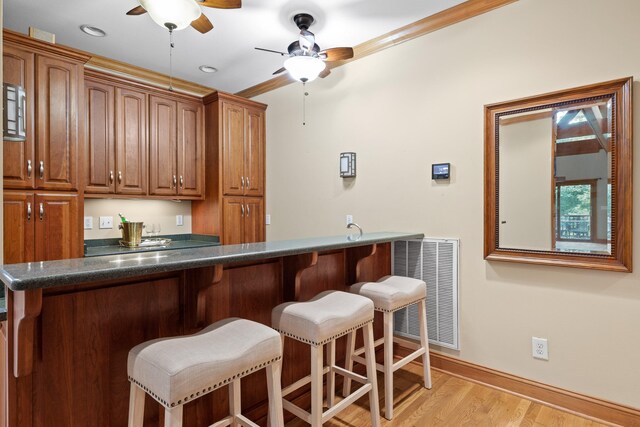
[176,215,184,226]
[99,216,113,229]
[84,216,93,230]
[265,214,271,225]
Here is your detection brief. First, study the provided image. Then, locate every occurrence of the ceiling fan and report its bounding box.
[126,0,241,34]
[255,13,354,83]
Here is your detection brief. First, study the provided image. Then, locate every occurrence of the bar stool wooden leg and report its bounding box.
[363,323,381,427]
[326,340,336,408]
[266,359,284,427]
[164,405,183,427]
[342,331,355,398]
[128,383,146,427]
[229,379,241,427]
[383,311,394,420]
[418,299,432,389]
[310,344,324,427]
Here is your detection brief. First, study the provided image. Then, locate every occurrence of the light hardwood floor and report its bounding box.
[285,363,607,426]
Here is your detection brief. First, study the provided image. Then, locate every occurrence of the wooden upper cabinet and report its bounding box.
[149,95,178,196]
[244,108,265,197]
[116,87,147,195]
[85,79,115,194]
[3,45,35,189]
[222,102,246,196]
[3,192,35,264]
[177,101,203,197]
[35,54,81,191]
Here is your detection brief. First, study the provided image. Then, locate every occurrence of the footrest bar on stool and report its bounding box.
[281,365,331,396]
[210,415,233,427]
[393,348,426,372]
[321,383,372,423]
[282,399,312,424]
[332,365,368,385]
[352,354,384,372]
[353,337,384,357]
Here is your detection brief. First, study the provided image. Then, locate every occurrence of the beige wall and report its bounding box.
[256,0,640,408]
[499,116,552,250]
[84,199,192,240]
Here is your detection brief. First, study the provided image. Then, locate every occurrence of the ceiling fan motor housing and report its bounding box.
[288,41,320,56]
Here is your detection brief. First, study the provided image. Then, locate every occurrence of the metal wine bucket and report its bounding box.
[119,222,144,247]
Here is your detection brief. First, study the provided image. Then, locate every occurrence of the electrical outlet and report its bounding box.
[99,216,113,229]
[532,337,548,360]
[176,215,184,226]
[346,214,353,225]
[265,214,271,225]
[84,217,93,230]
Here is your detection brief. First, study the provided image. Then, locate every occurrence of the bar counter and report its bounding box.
[0,232,422,426]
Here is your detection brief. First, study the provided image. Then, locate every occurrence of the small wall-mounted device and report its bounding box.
[432,163,450,180]
[340,152,356,178]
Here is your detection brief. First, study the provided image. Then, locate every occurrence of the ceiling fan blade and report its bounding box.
[198,0,241,9]
[191,13,214,33]
[126,5,147,15]
[319,66,331,78]
[299,30,315,53]
[255,47,289,56]
[320,47,354,62]
[272,67,286,76]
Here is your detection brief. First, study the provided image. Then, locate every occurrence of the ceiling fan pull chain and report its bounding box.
[168,27,175,91]
[302,82,309,126]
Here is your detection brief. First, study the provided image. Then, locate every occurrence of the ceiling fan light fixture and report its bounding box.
[284,56,325,83]
[139,0,201,31]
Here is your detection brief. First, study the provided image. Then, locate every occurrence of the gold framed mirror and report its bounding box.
[484,78,632,272]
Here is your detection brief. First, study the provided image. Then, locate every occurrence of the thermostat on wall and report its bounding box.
[432,163,450,180]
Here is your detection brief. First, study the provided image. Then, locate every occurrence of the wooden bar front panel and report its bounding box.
[5,243,391,426]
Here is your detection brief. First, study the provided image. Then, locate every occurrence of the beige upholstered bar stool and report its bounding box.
[344,275,432,420]
[272,290,381,427]
[127,318,284,427]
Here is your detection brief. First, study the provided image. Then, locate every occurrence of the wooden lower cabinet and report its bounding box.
[3,191,81,264]
[222,196,264,245]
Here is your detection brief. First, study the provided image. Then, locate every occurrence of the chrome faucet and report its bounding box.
[346,222,363,241]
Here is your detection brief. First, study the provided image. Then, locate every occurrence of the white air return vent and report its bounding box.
[392,238,459,350]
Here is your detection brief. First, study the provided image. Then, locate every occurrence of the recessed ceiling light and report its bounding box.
[80,25,107,37]
[199,65,218,73]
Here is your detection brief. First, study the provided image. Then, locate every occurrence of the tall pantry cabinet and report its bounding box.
[3,32,88,264]
[192,92,267,245]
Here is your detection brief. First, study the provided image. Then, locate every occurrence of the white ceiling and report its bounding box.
[4,0,465,94]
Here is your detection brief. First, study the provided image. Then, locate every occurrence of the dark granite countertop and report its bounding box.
[0,232,422,291]
[84,234,220,257]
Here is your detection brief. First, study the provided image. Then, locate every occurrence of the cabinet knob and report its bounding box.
[27,160,32,178]
[179,175,183,188]
[27,203,31,221]
[39,161,44,179]
[173,175,177,188]
[246,204,250,216]
[39,203,44,221]
[241,204,245,217]
[118,171,122,183]
[241,176,245,188]
[109,171,114,184]
[246,177,250,188]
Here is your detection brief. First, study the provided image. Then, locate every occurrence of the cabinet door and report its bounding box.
[149,95,177,196]
[243,197,264,243]
[222,197,245,245]
[177,101,203,198]
[85,79,115,194]
[116,87,147,195]
[244,109,264,197]
[35,54,81,191]
[222,102,245,196]
[34,193,80,262]
[3,45,35,189]
[3,192,35,264]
